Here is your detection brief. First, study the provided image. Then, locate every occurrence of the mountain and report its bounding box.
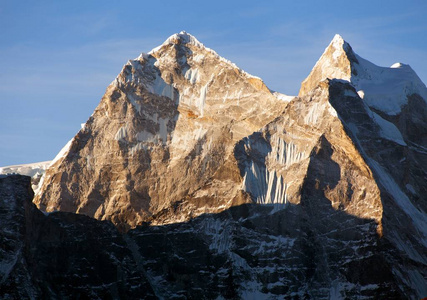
[34,31,290,231]
[1,32,426,298]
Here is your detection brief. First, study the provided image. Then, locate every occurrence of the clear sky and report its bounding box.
[1,0,426,166]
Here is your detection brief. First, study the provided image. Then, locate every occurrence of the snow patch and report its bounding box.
[145,72,175,100]
[405,184,416,195]
[267,137,306,167]
[371,112,406,146]
[136,131,156,142]
[197,84,208,116]
[390,62,405,69]
[241,135,306,206]
[353,54,427,115]
[184,67,200,85]
[0,161,51,178]
[304,102,323,124]
[158,117,169,143]
[272,92,294,102]
[127,93,141,113]
[242,164,289,206]
[114,126,128,142]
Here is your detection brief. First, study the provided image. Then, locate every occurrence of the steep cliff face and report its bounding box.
[0,175,157,299]
[34,31,289,230]
[299,34,359,96]
[297,36,427,297]
[236,80,383,227]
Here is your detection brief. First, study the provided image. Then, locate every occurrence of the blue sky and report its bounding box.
[1,0,426,166]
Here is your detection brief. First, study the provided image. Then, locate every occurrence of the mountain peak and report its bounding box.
[331,33,344,46]
[329,34,351,55]
[143,31,265,86]
[165,30,202,46]
[300,34,427,114]
[390,62,409,69]
[148,30,205,55]
[299,34,357,96]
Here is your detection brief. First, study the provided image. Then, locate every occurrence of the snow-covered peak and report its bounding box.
[148,31,206,55]
[352,55,427,115]
[168,30,203,47]
[390,62,408,69]
[299,34,354,95]
[137,31,264,83]
[328,34,355,60]
[301,34,427,115]
[331,34,345,49]
[113,31,293,103]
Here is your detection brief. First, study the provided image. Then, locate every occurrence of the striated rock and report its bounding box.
[236,80,383,231]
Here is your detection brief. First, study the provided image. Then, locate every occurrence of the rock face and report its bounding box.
[34,31,289,230]
[0,175,156,299]
[5,32,426,298]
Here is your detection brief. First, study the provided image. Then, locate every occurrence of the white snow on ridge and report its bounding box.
[148,30,263,81]
[314,34,427,116]
[344,123,427,249]
[0,161,52,195]
[116,31,293,106]
[114,126,128,142]
[272,92,294,102]
[331,34,347,60]
[390,62,405,69]
[368,159,427,247]
[0,161,51,178]
[352,55,427,115]
[371,112,406,146]
[50,139,73,167]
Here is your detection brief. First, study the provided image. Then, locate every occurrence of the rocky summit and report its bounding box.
[1,32,426,299]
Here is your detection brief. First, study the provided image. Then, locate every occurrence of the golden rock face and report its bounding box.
[299,35,355,97]
[34,33,289,230]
